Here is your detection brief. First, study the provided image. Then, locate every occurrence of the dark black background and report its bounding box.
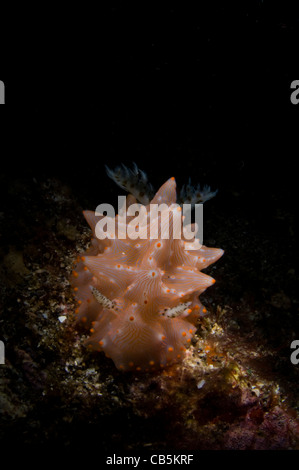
[1,1,299,199]
[1,2,299,261]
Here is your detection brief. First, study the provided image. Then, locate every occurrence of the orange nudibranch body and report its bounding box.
[71,177,223,372]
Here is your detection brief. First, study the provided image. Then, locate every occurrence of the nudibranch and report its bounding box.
[71,165,223,372]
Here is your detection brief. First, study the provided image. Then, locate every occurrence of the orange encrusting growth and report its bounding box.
[71,177,223,371]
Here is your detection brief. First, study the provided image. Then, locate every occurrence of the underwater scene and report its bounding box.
[1,2,299,463]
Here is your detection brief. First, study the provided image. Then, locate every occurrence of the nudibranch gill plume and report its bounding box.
[71,166,223,372]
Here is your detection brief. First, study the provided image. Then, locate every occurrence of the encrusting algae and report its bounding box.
[1,172,299,449]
